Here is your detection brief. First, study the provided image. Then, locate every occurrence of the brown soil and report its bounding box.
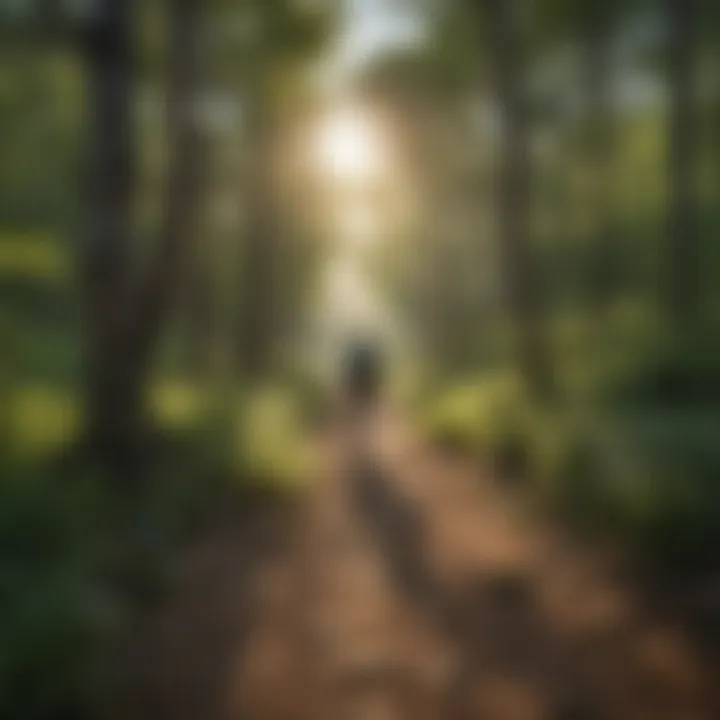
[107,410,719,720]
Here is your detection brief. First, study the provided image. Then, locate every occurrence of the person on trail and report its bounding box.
[341,336,383,457]
[342,336,383,411]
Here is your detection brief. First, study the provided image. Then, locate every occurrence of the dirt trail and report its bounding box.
[111,410,718,720]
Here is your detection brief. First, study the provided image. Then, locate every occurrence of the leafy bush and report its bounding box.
[0,462,124,719]
[284,368,329,427]
[600,334,720,408]
[237,386,317,490]
[421,364,720,568]
[420,370,541,476]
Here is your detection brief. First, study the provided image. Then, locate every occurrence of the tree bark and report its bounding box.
[581,3,615,310]
[236,84,280,380]
[81,0,138,466]
[83,0,204,468]
[125,0,205,417]
[666,0,698,329]
[480,0,552,396]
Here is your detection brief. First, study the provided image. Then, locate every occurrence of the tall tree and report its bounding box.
[129,0,204,381]
[237,63,279,379]
[665,0,699,329]
[82,0,204,467]
[477,0,553,395]
[81,0,137,465]
[537,0,620,309]
[579,0,617,308]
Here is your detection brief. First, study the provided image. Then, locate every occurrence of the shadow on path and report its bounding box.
[106,495,298,720]
[347,453,578,718]
[345,448,691,720]
[107,419,719,720]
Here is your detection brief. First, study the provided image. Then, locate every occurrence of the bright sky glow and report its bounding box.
[316,107,386,182]
[321,0,426,89]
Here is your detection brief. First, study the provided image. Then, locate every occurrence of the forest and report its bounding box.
[0,0,719,718]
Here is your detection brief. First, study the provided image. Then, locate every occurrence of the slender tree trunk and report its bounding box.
[582,4,615,309]
[480,0,552,396]
[126,0,205,408]
[184,247,215,375]
[81,0,137,465]
[237,85,279,380]
[666,0,699,329]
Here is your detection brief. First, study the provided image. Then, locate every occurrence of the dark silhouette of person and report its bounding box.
[343,336,383,410]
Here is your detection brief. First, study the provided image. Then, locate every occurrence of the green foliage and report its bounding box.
[0,339,320,715]
[422,348,720,568]
[150,380,211,431]
[547,406,720,567]
[4,386,79,459]
[1,0,719,712]
[263,0,338,64]
[283,367,330,427]
[236,385,317,490]
[420,370,538,475]
[601,334,720,408]
[0,374,318,717]
[0,235,70,284]
[0,462,122,718]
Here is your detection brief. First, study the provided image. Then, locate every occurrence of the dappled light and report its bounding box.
[1,0,719,718]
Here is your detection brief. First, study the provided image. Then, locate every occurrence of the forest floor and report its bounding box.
[107,408,719,720]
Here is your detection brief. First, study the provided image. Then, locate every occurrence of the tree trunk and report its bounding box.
[126,0,205,414]
[480,0,552,396]
[666,0,698,329]
[81,0,138,466]
[237,87,279,380]
[184,246,215,376]
[581,3,615,310]
[83,0,204,468]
